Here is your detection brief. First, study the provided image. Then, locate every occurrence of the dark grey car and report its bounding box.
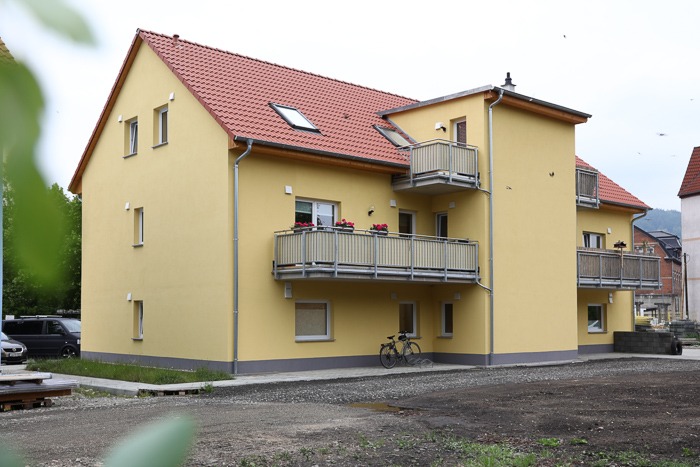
[2,317,81,358]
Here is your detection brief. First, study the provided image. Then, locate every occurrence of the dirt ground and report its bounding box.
[393,370,700,465]
[3,360,700,466]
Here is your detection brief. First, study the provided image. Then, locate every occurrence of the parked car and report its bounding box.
[2,316,81,358]
[1,331,28,364]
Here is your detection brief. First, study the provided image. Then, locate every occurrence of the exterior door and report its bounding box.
[437,213,448,238]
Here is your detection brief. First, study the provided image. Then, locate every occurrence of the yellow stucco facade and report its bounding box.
[74,37,648,373]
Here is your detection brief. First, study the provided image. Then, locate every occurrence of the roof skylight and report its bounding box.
[270,103,319,132]
[375,126,411,147]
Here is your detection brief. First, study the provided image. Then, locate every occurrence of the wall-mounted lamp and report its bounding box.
[608,292,614,304]
[169,92,175,101]
[284,282,292,299]
[126,292,132,301]
[125,202,130,211]
[117,115,123,123]
[368,205,375,216]
[435,122,446,132]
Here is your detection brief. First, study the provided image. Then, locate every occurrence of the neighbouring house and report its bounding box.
[633,227,683,321]
[68,30,660,373]
[679,146,700,321]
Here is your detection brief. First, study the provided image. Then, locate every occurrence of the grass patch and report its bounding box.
[26,358,233,385]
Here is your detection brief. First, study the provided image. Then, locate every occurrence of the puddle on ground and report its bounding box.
[349,402,403,412]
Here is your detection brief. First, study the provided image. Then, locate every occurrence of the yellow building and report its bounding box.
[69,30,659,373]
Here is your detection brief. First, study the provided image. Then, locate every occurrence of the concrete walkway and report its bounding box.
[4,349,700,397]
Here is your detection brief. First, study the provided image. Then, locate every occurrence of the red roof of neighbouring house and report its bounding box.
[576,156,649,210]
[678,146,700,198]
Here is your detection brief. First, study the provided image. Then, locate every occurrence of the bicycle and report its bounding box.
[379,331,422,368]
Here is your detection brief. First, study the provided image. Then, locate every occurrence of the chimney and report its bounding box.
[502,72,516,91]
[172,34,180,45]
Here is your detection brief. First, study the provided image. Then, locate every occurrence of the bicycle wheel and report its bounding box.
[403,342,422,366]
[380,345,397,369]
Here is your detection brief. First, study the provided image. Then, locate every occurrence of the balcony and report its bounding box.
[273,228,479,284]
[577,248,661,289]
[576,168,599,208]
[392,139,479,194]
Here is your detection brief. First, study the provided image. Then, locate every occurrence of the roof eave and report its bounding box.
[232,136,408,171]
[68,30,144,194]
[378,85,591,124]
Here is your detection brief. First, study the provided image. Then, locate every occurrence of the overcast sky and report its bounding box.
[1,0,698,210]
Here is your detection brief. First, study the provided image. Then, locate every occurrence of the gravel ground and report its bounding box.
[2,357,699,466]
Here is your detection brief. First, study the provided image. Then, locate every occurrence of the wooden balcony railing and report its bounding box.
[576,168,599,208]
[392,139,479,194]
[273,228,479,283]
[577,248,661,289]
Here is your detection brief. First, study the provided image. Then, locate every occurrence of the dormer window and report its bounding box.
[375,126,411,147]
[270,103,319,132]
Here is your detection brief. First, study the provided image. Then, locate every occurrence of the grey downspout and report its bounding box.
[233,139,253,375]
[487,89,504,366]
[631,210,649,330]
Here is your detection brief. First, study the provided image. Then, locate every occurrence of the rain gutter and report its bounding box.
[233,139,253,375]
[487,89,504,366]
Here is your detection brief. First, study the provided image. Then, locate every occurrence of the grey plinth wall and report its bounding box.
[613,331,676,354]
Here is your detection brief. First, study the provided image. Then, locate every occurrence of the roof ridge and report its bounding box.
[137,29,418,103]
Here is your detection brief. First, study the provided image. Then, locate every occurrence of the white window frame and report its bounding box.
[375,126,411,147]
[441,302,454,337]
[158,106,168,145]
[583,232,603,249]
[270,103,319,132]
[129,119,138,155]
[295,301,331,341]
[587,303,605,333]
[134,207,144,246]
[295,199,337,228]
[399,301,418,338]
[133,300,144,340]
[398,210,416,236]
[453,119,467,144]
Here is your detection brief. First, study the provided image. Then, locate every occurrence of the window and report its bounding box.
[295,302,330,341]
[270,103,319,132]
[442,303,454,337]
[583,232,603,249]
[587,304,605,333]
[47,321,64,335]
[399,211,415,236]
[134,207,144,246]
[454,120,466,144]
[155,106,168,145]
[436,213,448,238]
[128,119,138,155]
[399,302,417,337]
[375,126,411,147]
[295,199,336,228]
[133,301,144,339]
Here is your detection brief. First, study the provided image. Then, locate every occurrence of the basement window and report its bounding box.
[270,103,319,132]
[375,126,411,147]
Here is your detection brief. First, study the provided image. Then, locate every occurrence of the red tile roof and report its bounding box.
[678,146,700,198]
[0,37,14,63]
[576,156,649,210]
[140,30,416,167]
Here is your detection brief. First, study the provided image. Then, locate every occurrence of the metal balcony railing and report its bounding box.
[576,168,599,208]
[273,228,479,283]
[577,248,661,289]
[392,139,479,193]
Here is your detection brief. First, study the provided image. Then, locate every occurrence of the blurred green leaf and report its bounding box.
[104,416,195,467]
[0,60,66,287]
[17,0,95,44]
[0,61,42,151]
